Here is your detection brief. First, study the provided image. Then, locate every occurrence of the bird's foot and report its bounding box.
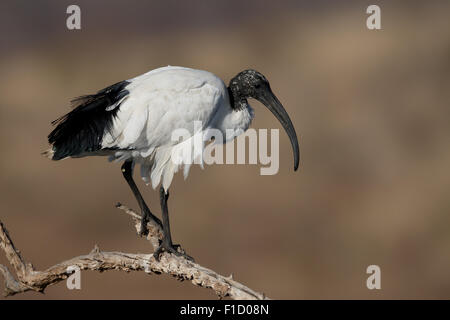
[153,240,194,262]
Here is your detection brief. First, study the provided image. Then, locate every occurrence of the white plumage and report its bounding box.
[101,66,254,190]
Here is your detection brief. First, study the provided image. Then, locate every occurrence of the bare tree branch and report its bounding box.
[0,204,268,299]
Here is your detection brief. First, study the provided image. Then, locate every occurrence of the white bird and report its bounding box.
[46,66,299,260]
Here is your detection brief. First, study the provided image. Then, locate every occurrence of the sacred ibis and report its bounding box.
[45,66,299,261]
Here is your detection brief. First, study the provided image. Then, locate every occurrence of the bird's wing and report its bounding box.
[47,80,130,160]
[101,67,227,155]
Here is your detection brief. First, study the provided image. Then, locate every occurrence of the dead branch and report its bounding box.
[0,204,267,299]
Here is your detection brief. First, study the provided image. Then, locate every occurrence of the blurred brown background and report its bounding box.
[1,0,449,299]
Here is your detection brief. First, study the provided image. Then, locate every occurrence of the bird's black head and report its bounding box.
[228,69,300,171]
[228,69,270,103]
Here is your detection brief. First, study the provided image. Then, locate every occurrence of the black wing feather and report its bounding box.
[48,80,130,160]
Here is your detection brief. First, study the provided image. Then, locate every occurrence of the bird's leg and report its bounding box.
[121,160,162,236]
[154,186,194,261]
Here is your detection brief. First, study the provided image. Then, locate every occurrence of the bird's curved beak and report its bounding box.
[256,88,300,171]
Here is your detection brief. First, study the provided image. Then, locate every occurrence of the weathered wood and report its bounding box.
[0,204,268,300]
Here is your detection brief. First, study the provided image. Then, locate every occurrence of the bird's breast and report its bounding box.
[211,103,254,143]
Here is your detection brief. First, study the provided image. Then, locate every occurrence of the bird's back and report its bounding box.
[128,66,224,93]
[102,66,228,153]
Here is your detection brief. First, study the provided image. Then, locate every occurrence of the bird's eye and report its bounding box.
[255,83,261,89]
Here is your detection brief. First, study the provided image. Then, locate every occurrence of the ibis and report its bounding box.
[45,66,300,260]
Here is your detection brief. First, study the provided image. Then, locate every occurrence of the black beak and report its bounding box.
[257,88,300,171]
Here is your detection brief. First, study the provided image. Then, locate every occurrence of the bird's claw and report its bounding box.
[153,241,194,262]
